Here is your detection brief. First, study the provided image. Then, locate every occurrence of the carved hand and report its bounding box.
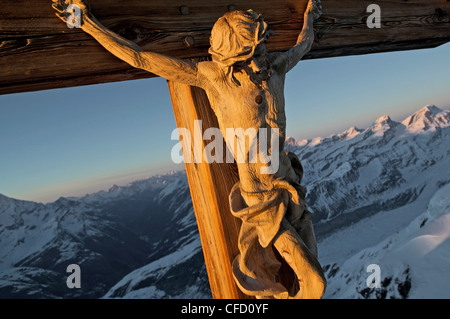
[305,0,322,20]
[52,0,91,27]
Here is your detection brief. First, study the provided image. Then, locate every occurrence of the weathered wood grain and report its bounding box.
[168,80,247,299]
[1,0,449,95]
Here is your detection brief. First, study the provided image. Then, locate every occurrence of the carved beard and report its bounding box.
[245,66,271,86]
[235,54,272,86]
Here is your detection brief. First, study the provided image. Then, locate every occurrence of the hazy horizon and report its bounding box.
[1,103,449,204]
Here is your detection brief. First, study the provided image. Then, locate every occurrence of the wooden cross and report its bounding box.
[1,0,449,298]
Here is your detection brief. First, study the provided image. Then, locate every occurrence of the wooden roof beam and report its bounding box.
[0,0,449,95]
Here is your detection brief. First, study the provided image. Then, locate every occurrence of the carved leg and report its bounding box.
[273,218,326,299]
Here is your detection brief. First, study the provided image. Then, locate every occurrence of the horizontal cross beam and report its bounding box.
[0,0,449,95]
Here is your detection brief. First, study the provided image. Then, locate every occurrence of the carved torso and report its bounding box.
[197,53,299,194]
[198,53,286,134]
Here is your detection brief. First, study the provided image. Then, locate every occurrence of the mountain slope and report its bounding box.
[322,183,450,299]
[0,172,200,298]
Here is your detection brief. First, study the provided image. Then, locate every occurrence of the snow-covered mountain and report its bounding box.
[0,104,449,299]
[0,172,208,298]
[286,104,450,236]
[322,182,450,299]
[286,104,450,298]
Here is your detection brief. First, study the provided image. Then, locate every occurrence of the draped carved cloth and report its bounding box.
[229,153,319,298]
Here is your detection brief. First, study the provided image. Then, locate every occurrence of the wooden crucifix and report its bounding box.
[1,0,449,299]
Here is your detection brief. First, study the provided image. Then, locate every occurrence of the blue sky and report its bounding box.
[1,43,449,203]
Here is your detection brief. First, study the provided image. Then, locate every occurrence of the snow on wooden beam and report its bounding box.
[0,0,449,95]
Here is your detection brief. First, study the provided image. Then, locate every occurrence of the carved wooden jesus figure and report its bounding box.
[53,0,326,298]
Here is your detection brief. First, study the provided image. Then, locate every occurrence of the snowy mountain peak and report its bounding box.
[0,193,40,216]
[108,184,121,193]
[419,104,442,116]
[371,114,397,131]
[0,193,10,203]
[338,126,362,140]
[375,114,391,123]
[0,194,13,213]
[401,104,448,131]
[53,196,79,207]
[0,193,22,205]
[285,136,308,147]
[369,114,399,136]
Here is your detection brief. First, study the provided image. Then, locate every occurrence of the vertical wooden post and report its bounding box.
[167,81,249,299]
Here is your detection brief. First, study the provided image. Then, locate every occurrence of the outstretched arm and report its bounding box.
[285,0,322,73]
[52,0,198,86]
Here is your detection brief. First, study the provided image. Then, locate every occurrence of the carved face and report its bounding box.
[208,10,272,69]
[252,42,269,70]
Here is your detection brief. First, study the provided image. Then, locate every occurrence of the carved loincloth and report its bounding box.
[229,153,319,298]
